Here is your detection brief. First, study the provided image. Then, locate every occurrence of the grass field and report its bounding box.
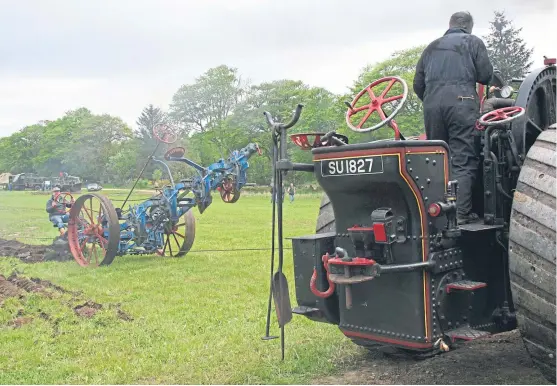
[0,190,362,384]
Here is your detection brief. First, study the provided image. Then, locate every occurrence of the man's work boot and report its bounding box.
[59,228,66,236]
[457,212,480,225]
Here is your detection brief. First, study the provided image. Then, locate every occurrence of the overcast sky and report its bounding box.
[0,0,554,137]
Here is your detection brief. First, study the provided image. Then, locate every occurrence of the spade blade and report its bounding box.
[272,272,292,327]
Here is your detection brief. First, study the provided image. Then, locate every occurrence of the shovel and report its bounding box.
[272,162,293,328]
[272,270,292,327]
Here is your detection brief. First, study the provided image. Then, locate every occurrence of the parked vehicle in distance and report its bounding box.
[9,173,82,192]
[87,183,103,191]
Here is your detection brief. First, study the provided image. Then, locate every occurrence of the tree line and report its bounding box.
[0,12,533,187]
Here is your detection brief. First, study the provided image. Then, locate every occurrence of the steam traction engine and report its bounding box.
[265,59,555,382]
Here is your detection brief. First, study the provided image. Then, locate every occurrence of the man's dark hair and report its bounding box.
[449,11,474,33]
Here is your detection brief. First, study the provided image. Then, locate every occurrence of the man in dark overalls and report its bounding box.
[413,11,493,224]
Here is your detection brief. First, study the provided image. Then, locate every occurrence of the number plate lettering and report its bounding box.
[321,156,384,177]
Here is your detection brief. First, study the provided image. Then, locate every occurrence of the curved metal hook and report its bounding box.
[263,104,304,130]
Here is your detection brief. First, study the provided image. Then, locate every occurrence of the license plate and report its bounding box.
[321,156,384,177]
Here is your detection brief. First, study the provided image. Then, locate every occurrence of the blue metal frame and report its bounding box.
[99,142,260,255]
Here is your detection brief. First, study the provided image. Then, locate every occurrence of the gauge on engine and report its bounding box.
[500,85,514,98]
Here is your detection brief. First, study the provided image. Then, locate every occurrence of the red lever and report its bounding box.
[310,254,336,298]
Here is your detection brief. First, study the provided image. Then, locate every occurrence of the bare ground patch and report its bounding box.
[0,272,133,326]
[313,330,550,385]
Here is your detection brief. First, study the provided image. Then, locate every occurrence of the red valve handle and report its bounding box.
[478,106,525,126]
[345,76,408,134]
[310,254,336,298]
[153,123,178,144]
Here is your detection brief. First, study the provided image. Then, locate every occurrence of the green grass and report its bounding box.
[0,190,362,384]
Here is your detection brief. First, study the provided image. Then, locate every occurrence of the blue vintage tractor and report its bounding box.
[66,124,261,267]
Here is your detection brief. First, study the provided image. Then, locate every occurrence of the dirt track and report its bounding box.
[314,330,550,385]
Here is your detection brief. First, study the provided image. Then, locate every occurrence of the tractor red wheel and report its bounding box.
[478,106,525,126]
[220,174,241,203]
[157,210,196,257]
[153,123,178,144]
[67,193,120,267]
[345,76,408,133]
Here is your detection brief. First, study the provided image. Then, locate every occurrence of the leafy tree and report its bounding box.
[135,104,170,178]
[0,47,432,188]
[152,169,163,181]
[62,114,133,182]
[224,80,341,185]
[169,65,246,134]
[136,104,167,139]
[484,11,534,82]
[106,140,141,184]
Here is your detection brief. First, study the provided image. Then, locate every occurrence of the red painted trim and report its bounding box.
[446,282,487,293]
[347,226,374,231]
[328,257,376,266]
[313,146,446,160]
[372,223,387,242]
[342,329,433,349]
[398,151,433,342]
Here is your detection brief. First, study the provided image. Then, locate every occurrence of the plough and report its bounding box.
[66,124,261,266]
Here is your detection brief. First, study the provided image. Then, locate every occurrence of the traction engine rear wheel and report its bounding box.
[316,194,336,234]
[67,193,120,267]
[509,125,556,383]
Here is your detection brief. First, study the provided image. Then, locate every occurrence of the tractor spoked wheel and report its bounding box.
[67,193,120,267]
[220,175,241,203]
[158,210,196,257]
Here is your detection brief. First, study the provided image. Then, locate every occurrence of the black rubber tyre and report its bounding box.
[509,125,556,383]
[316,193,336,234]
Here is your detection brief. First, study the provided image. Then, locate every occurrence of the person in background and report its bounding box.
[46,186,73,236]
[288,183,296,203]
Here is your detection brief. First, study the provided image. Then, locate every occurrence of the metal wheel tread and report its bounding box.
[509,126,556,383]
[316,193,336,234]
